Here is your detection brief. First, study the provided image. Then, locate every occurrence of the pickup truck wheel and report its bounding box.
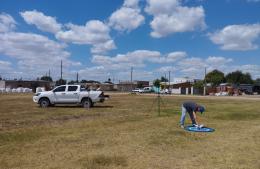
[82,99,92,108]
[39,98,50,108]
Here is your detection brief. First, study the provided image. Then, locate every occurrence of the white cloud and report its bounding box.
[0,32,80,79]
[176,56,234,78]
[109,0,144,32]
[92,50,161,67]
[149,51,187,63]
[230,64,260,79]
[78,65,155,81]
[0,13,16,33]
[91,40,116,54]
[118,69,155,80]
[206,56,233,65]
[56,20,116,54]
[178,57,206,70]
[20,10,62,34]
[145,0,206,38]
[145,0,180,15]
[173,56,260,79]
[209,24,260,51]
[156,66,177,73]
[92,50,187,71]
[165,51,187,62]
[78,66,108,80]
[123,0,140,8]
[20,10,115,54]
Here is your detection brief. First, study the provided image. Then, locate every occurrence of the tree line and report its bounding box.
[153,70,260,88]
[205,70,258,87]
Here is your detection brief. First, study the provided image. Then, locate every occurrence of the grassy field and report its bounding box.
[0,93,259,169]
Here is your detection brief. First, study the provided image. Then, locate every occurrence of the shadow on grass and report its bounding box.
[45,105,114,109]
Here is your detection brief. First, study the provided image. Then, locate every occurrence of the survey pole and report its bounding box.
[203,67,207,96]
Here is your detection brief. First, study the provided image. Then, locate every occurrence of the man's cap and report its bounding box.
[198,105,205,114]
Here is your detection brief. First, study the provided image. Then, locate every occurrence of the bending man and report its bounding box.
[180,101,205,128]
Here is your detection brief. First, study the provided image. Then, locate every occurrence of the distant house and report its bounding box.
[171,82,194,95]
[116,81,149,92]
[0,80,51,92]
[100,83,115,91]
[214,83,260,95]
[214,83,237,95]
[238,84,254,94]
[161,78,201,95]
[253,85,260,94]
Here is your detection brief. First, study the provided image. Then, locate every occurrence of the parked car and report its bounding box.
[160,88,171,94]
[33,85,108,108]
[140,87,153,93]
[132,88,142,93]
[215,92,228,96]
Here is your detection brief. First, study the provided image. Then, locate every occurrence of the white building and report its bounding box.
[160,77,202,95]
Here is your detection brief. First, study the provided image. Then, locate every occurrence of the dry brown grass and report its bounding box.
[0,93,260,169]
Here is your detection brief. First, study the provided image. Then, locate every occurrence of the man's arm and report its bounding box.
[193,111,198,125]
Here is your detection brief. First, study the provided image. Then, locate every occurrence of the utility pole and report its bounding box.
[76,72,79,83]
[49,69,50,77]
[130,67,133,82]
[168,71,171,87]
[204,67,207,96]
[131,67,133,91]
[60,60,63,80]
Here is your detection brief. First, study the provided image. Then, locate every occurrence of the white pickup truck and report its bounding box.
[33,85,108,108]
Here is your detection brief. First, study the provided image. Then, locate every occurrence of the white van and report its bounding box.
[140,87,152,93]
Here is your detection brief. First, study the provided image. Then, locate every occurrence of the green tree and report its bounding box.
[80,79,87,83]
[193,80,204,90]
[160,76,168,82]
[153,79,161,88]
[193,80,204,95]
[225,71,253,84]
[80,79,100,84]
[56,79,66,86]
[254,78,260,85]
[68,80,76,84]
[40,76,53,82]
[205,69,225,87]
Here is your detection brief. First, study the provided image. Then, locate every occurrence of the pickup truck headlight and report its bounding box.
[35,93,41,96]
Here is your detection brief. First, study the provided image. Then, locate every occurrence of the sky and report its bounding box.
[0,0,260,82]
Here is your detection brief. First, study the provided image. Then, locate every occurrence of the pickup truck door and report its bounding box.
[53,86,67,103]
[65,86,80,103]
